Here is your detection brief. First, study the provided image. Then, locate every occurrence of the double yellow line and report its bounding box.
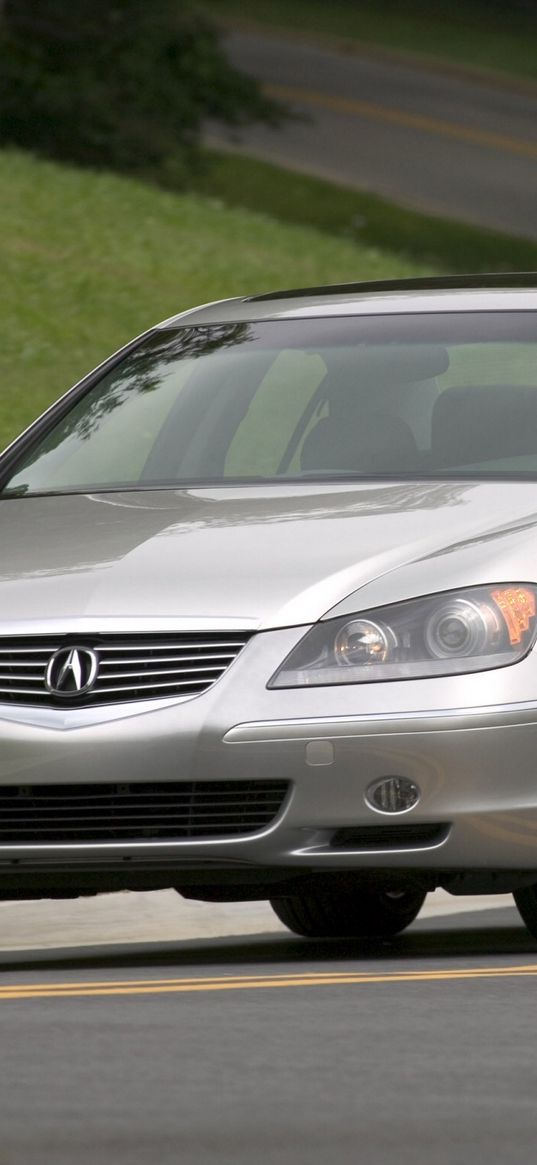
[266,83,537,161]
[2,964,537,1001]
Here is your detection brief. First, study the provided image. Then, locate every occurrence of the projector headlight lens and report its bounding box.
[334,619,395,666]
[268,585,537,687]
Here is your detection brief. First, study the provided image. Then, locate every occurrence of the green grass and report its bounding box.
[3,145,536,457]
[205,0,537,84]
[0,149,431,450]
[191,150,537,276]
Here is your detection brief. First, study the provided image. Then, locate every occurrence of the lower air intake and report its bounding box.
[0,780,290,844]
[331,823,450,850]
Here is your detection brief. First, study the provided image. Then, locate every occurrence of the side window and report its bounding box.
[288,399,329,473]
[440,343,537,388]
[224,351,327,476]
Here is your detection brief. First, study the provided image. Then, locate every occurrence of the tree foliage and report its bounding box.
[0,0,278,175]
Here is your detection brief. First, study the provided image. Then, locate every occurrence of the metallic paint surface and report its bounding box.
[1,480,537,628]
[2,285,537,892]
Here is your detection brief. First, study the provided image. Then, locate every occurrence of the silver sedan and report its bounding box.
[2,273,537,941]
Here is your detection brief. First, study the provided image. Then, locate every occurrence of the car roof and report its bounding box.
[159,273,537,328]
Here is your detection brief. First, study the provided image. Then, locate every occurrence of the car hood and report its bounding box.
[2,481,537,629]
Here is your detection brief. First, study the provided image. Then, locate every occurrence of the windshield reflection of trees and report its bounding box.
[14,323,253,471]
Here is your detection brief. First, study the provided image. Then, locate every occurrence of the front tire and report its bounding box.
[513,884,537,938]
[270,884,426,938]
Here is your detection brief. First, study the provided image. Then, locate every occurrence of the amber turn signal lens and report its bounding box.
[491,586,537,646]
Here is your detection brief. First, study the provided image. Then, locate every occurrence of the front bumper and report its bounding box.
[1,625,537,892]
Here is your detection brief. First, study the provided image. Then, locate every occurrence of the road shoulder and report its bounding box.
[0,888,515,952]
[215,16,537,99]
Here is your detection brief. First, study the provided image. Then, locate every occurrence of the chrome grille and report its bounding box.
[0,632,253,707]
[0,780,290,843]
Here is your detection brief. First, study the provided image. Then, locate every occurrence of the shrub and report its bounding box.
[0,0,278,175]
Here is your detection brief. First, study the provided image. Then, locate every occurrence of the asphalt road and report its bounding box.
[2,901,537,1165]
[211,28,537,239]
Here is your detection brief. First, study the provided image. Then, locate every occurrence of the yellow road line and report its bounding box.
[2,964,537,1000]
[266,83,537,160]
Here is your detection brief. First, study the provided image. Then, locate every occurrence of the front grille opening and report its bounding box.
[331,823,451,851]
[0,780,290,844]
[0,631,253,708]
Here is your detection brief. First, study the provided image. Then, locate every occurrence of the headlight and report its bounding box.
[268,584,537,687]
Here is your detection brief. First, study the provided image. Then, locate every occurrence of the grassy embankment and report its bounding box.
[0,149,431,450]
[191,151,537,277]
[204,0,537,84]
[2,144,537,453]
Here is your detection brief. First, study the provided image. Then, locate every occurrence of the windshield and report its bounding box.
[3,312,537,496]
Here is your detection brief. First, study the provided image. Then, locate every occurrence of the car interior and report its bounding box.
[5,332,537,493]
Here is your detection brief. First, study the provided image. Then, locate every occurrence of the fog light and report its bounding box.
[367,776,420,814]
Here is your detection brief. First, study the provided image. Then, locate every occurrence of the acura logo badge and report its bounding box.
[45,647,99,697]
